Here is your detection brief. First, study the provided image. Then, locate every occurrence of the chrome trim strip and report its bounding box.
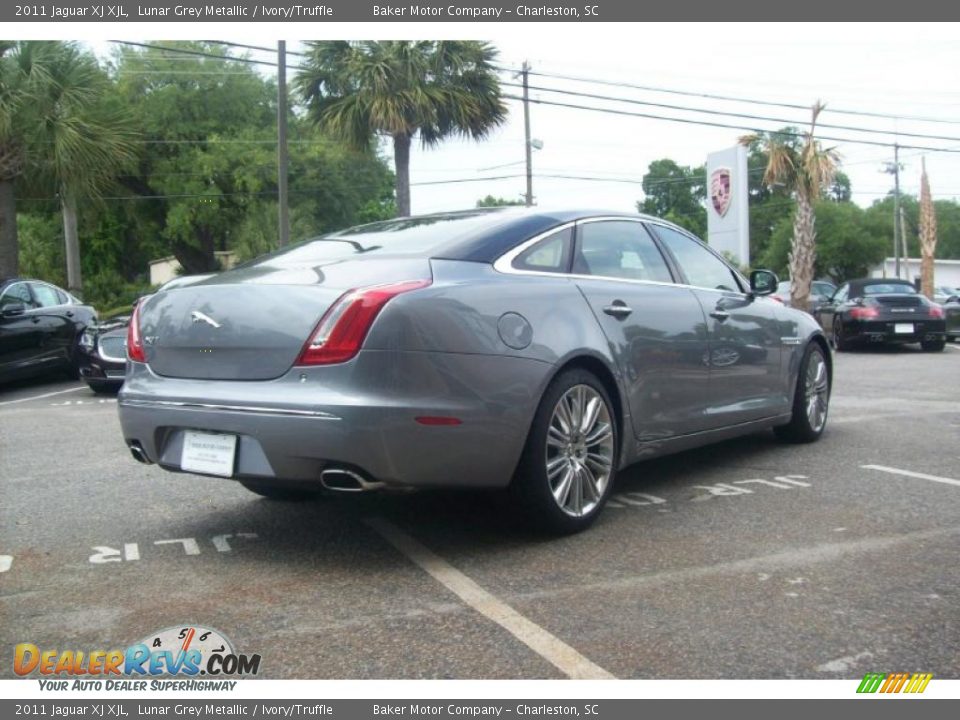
[780,337,804,345]
[118,397,341,420]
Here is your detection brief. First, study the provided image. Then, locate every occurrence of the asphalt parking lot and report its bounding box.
[2,343,959,680]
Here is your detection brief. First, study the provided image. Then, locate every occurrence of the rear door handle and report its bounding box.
[603,302,633,319]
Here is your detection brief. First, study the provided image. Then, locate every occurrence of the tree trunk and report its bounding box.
[0,179,18,278]
[918,159,937,299]
[393,132,412,217]
[62,195,82,295]
[789,194,816,313]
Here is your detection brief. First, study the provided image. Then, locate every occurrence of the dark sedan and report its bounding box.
[76,274,214,393]
[77,315,130,393]
[0,278,98,385]
[944,293,960,342]
[814,278,946,352]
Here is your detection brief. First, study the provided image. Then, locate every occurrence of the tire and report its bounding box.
[775,342,831,444]
[921,338,946,352]
[87,381,120,395]
[832,319,851,352]
[512,368,619,534]
[239,480,319,501]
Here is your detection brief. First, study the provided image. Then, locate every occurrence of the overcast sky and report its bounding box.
[41,23,960,217]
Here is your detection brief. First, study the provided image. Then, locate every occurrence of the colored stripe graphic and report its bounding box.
[857,672,932,694]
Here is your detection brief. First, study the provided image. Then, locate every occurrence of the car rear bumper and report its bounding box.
[846,319,946,344]
[117,349,550,489]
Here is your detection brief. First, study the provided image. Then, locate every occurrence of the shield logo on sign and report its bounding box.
[710,167,732,217]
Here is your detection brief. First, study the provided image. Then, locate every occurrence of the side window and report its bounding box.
[31,283,63,308]
[653,225,742,292]
[0,282,35,309]
[512,227,572,273]
[573,221,673,283]
[832,284,848,303]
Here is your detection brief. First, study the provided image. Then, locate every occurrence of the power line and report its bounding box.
[496,64,960,127]
[503,94,960,154]
[109,40,279,69]
[503,81,960,145]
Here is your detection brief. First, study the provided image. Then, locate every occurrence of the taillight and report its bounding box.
[127,300,146,363]
[929,305,945,319]
[849,306,879,320]
[296,279,431,366]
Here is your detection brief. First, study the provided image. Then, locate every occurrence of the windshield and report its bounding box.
[863,283,917,295]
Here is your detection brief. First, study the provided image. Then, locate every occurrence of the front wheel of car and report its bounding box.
[921,338,946,352]
[775,343,830,444]
[512,369,619,535]
[239,480,320,501]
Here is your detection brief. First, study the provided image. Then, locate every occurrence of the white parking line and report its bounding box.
[0,385,85,407]
[861,464,960,488]
[365,517,615,680]
[0,555,12,573]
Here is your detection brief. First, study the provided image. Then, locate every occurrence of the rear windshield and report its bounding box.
[863,283,916,295]
[241,210,508,268]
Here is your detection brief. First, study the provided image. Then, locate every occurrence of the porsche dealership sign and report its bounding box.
[706,146,749,266]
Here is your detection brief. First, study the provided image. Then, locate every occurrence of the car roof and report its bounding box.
[847,277,914,295]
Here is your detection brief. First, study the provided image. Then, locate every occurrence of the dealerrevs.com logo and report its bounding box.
[14,625,261,690]
[857,672,933,694]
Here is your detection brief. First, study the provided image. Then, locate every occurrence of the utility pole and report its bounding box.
[522,60,533,207]
[883,144,902,278]
[277,40,290,247]
[900,206,911,285]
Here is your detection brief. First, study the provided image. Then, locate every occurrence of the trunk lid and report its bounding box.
[139,258,430,380]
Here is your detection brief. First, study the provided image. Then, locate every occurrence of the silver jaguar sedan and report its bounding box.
[118,208,831,533]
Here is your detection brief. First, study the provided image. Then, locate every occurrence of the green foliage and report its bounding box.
[637,159,707,237]
[761,201,887,283]
[297,41,507,215]
[476,195,524,207]
[17,211,63,284]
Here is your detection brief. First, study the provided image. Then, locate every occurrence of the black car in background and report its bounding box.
[0,278,98,384]
[944,293,960,343]
[76,273,215,393]
[77,314,130,393]
[814,278,946,352]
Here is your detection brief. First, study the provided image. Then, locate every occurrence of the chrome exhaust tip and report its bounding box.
[320,467,384,493]
[128,441,152,465]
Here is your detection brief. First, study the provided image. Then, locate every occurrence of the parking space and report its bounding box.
[2,345,959,679]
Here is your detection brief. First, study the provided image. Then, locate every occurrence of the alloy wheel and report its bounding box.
[544,384,615,517]
[804,350,830,432]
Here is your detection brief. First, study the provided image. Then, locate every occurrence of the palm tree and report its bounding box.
[0,41,45,278]
[0,42,136,291]
[918,158,937,299]
[741,103,839,312]
[35,42,137,294]
[297,41,507,217]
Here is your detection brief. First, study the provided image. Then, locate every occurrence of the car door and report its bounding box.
[570,218,714,440]
[0,282,45,377]
[28,281,80,365]
[649,223,785,426]
[816,283,848,335]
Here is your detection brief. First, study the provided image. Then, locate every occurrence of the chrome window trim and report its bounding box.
[118,397,342,420]
[493,216,750,296]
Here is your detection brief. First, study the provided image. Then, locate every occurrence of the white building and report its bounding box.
[870,258,960,290]
[149,251,236,286]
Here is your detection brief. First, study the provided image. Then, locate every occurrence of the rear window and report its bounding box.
[863,283,916,295]
[243,210,508,268]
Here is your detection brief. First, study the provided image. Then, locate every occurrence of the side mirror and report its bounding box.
[948,295,959,304]
[750,269,779,296]
[1,303,27,319]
